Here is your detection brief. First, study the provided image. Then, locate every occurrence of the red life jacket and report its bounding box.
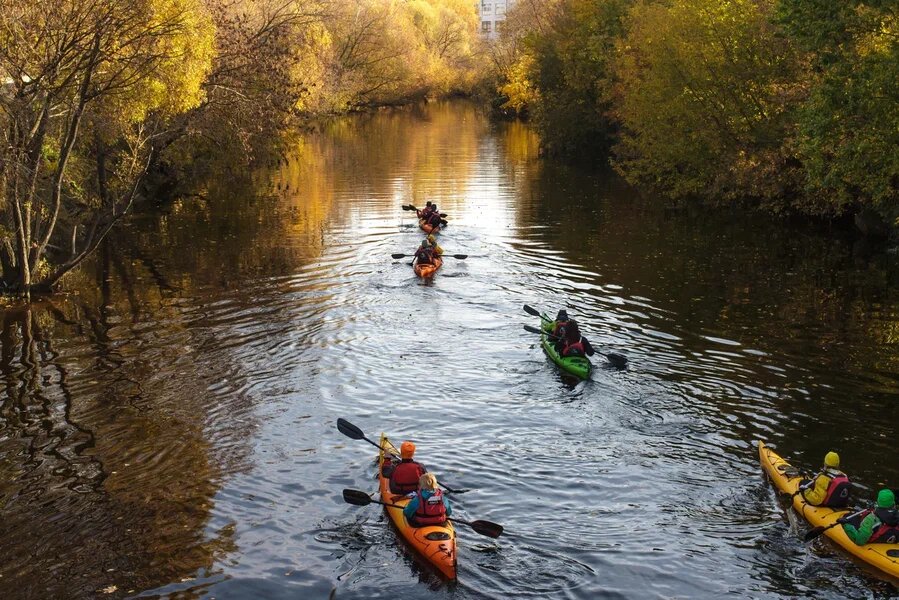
[870,508,899,544]
[413,489,447,526]
[390,460,424,494]
[821,470,851,507]
[552,320,569,337]
[562,338,586,357]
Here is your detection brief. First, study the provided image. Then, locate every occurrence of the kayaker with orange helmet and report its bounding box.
[427,234,443,256]
[554,320,595,358]
[404,472,452,526]
[842,489,899,545]
[799,451,851,507]
[388,441,427,494]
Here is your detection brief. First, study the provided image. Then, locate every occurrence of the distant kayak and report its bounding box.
[419,218,440,234]
[539,315,591,379]
[759,441,899,580]
[414,256,442,278]
[379,434,457,579]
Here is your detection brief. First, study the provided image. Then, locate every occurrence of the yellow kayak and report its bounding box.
[378,434,457,579]
[758,441,899,580]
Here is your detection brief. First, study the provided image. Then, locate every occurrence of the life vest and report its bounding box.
[821,469,851,507]
[870,508,899,544]
[416,247,434,265]
[413,489,447,526]
[562,338,586,357]
[390,460,424,494]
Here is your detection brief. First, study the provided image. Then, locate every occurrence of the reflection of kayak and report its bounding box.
[419,218,440,234]
[539,315,591,379]
[758,441,899,580]
[414,256,442,278]
[379,433,457,579]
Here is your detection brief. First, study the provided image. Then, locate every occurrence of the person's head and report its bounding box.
[419,472,438,492]
[427,234,437,244]
[420,239,430,249]
[426,201,432,208]
[877,488,896,509]
[400,441,416,459]
[824,451,840,468]
[431,204,437,212]
[556,310,568,322]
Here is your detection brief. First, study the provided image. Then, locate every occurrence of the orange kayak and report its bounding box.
[379,434,457,579]
[419,218,440,234]
[759,441,899,580]
[413,256,442,278]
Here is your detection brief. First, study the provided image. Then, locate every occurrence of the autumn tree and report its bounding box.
[0,0,214,297]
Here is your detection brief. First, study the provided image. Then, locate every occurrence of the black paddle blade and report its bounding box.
[470,520,503,538]
[391,253,407,259]
[523,324,543,335]
[402,204,417,211]
[803,526,827,542]
[606,353,628,369]
[337,418,365,440]
[451,254,468,260]
[522,304,541,317]
[343,489,373,507]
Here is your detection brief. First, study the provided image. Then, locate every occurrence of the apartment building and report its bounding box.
[477,0,514,39]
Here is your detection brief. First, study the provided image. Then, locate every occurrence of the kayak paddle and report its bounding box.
[342,489,503,538]
[803,509,865,542]
[523,304,551,322]
[336,418,469,494]
[523,324,628,369]
[391,253,468,260]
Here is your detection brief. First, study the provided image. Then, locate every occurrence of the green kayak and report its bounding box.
[539,315,592,379]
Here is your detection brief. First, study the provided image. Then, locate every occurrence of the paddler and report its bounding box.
[427,234,443,256]
[554,320,595,358]
[387,441,427,494]
[404,472,452,526]
[799,451,852,507]
[549,309,569,337]
[842,489,899,545]
[417,201,434,220]
[426,204,442,229]
[413,239,436,266]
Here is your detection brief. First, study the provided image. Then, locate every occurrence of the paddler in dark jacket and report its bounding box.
[843,489,899,545]
[554,320,595,357]
[417,201,434,220]
[387,441,427,494]
[799,451,851,507]
[413,240,436,266]
[426,205,442,229]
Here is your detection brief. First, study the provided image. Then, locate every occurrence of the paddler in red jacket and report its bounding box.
[554,320,596,357]
[417,201,434,220]
[404,472,452,526]
[387,441,427,494]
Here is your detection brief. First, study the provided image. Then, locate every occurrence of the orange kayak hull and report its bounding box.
[378,434,457,580]
[413,256,442,278]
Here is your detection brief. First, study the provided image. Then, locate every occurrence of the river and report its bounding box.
[1,101,897,599]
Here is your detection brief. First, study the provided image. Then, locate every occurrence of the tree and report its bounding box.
[0,0,214,297]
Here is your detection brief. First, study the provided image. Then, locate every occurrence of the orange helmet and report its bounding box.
[400,441,416,459]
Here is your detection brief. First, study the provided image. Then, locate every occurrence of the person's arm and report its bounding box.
[843,513,877,545]
[404,496,420,520]
[583,337,595,356]
[802,473,829,505]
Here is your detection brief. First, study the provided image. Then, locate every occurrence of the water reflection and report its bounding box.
[1,101,897,599]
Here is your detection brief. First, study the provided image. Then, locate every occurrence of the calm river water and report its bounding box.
[1,101,898,599]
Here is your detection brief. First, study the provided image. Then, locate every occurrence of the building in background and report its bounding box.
[477,0,514,39]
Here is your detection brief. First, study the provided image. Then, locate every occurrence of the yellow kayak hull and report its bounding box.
[378,433,457,579]
[758,441,899,580]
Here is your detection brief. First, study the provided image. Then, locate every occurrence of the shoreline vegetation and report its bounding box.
[488,0,898,232]
[1,0,896,300]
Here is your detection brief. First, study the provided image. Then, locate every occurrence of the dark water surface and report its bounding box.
[1,101,898,599]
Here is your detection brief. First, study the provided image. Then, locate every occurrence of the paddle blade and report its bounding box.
[402,204,417,211]
[343,489,373,507]
[803,526,827,542]
[470,520,503,538]
[337,418,365,440]
[606,353,628,369]
[522,304,541,317]
[451,254,468,260]
[523,324,543,335]
[391,253,407,259]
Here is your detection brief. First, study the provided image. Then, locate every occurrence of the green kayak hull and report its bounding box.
[539,315,592,379]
